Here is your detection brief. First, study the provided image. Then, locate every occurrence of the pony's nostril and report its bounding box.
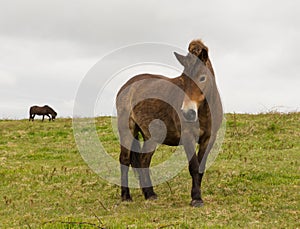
[183,109,197,122]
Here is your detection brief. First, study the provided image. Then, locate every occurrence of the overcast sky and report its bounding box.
[0,0,299,119]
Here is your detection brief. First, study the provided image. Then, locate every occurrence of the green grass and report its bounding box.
[0,113,299,228]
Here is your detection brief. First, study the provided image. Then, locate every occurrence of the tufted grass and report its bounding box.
[0,112,299,228]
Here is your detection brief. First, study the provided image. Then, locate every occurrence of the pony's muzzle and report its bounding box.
[181,100,198,122]
[182,109,197,122]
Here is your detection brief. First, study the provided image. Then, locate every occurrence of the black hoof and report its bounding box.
[121,196,133,202]
[143,187,157,200]
[121,187,132,201]
[190,199,204,207]
[146,193,158,200]
[121,193,132,202]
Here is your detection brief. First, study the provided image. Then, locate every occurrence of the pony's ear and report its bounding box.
[174,52,197,68]
[198,48,209,64]
[174,52,187,67]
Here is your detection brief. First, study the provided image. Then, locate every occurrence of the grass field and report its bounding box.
[0,113,299,228]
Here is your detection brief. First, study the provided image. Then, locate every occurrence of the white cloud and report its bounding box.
[0,70,16,86]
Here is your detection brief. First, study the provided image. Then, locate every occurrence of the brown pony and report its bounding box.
[116,40,223,207]
[29,105,57,121]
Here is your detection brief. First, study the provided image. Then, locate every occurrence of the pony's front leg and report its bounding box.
[46,114,51,121]
[182,134,203,207]
[198,135,216,188]
[42,115,45,121]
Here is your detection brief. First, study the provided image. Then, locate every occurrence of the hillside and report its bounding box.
[0,113,299,228]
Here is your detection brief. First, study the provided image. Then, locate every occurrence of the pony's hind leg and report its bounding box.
[138,140,157,200]
[120,145,132,201]
[119,119,139,201]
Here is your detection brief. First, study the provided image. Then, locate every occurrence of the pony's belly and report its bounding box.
[162,135,181,146]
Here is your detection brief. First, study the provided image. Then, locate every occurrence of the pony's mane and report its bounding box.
[44,105,55,113]
[188,39,209,57]
[188,39,215,76]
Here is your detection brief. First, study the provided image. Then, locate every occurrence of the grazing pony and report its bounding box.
[29,105,57,121]
[116,40,223,207]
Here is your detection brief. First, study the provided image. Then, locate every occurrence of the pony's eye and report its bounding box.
[199,75,206,82]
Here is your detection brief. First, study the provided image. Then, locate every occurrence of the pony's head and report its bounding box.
[52,111,57,120]
[174,50,213,122]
